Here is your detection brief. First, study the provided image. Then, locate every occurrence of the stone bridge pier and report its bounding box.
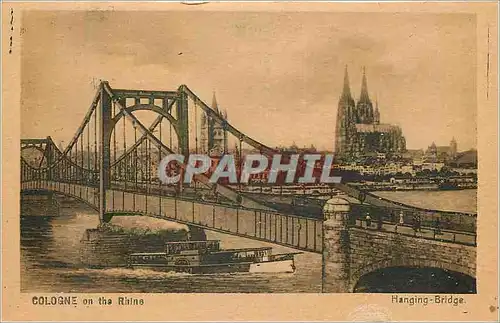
[321,198,477,293]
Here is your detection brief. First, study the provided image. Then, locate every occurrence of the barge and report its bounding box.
[128,240,300,274]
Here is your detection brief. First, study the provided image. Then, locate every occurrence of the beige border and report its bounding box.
[2,2,498,321]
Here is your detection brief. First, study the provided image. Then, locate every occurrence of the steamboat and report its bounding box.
[128,240,300,274]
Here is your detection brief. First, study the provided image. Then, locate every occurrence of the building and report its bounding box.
[334,66,406,162]
[424,138,458,163]
[200,92,228,156]
[449,149,477,169]
[403,149,425,165]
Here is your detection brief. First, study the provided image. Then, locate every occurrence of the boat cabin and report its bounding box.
[127,239,299,274]
[204,247,272,264]
[165,240,220,254]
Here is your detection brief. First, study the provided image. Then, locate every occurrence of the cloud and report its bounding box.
[21,10,477,151]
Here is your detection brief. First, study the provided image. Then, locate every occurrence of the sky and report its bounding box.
[21,10,477,151]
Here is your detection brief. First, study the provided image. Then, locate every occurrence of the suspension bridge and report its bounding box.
[20,81,477,290]
[21,81,329,252]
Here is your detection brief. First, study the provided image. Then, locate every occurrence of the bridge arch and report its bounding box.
[21,145,52,169]
[349,257,475,292]
[21,145,46,154]
[110,103,179,135]
[21,141,97,175]
[107,103,181,167]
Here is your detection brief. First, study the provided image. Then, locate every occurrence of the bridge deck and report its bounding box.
[22,180,476,252]
[22,180,323,253]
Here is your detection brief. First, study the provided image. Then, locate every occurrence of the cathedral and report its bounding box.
[334,67,406,161]
[200,92,228,156]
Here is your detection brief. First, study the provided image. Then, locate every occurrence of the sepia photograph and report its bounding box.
[3,1,498,322]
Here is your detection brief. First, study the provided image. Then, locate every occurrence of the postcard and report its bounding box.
[2,1,498,321]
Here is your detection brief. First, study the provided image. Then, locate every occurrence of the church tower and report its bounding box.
[374,97,380,124]
[356,67,374,124]
[335,66,356,160]
[200,112,208,154]
[200,92,228,155]
[334,65,407,161]
[450,137,458,158]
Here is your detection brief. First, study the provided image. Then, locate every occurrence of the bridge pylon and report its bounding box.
[322,197,351,293]
[99,82,112,223]
[45,136,54,180]
[176,85,189,156]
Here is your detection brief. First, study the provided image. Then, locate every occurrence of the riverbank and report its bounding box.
[349,182,477,192]
[371,189,477,213]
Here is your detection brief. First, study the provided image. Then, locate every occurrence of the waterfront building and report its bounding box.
[421,162,445,172]
[425,138,458,163]
[403,149,425,164]
[449,149,478,169]
[334,66,406,161]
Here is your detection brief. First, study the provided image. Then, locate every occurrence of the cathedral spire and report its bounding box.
[359,66,371,103]
[211,91,219,113]
[340,65,353,102]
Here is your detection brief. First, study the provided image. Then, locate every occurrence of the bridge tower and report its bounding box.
[322,197,351,293]
[176,85,190,156]
[99,82,113,223]
[94,82,192,222]
[44,136,54,180]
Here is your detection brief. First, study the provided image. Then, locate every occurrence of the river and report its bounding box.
[372,189,477,213]
[21,189,476,293]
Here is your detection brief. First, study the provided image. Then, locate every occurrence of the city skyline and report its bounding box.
[21,11,477,151]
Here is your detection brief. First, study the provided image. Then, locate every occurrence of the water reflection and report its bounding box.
[20,198,322,293]
[21,193,475,294]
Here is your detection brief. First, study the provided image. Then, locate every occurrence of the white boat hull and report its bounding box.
[249,259,295,273]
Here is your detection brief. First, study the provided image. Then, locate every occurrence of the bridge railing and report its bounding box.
[21,179,324,253]
[21,165,100,187]
[234,184,341,196]
[350,203,476,233]
[348,205,477,246]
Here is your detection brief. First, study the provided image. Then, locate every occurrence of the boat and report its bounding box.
[438,181,461,190]
[127,240,301,274]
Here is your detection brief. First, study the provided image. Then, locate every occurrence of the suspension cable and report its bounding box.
[75,134,79,183]
[123,103,127,191]
[159,118,162,194]
[134,123,138,191]
[146,138,149,190]
[145,138,149,213]
[94,108,97,183]
[81,127,84,183]
[169,123,173,153]
[69,145,72,182]
[87,116,90,182]
[112,101,117,184]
